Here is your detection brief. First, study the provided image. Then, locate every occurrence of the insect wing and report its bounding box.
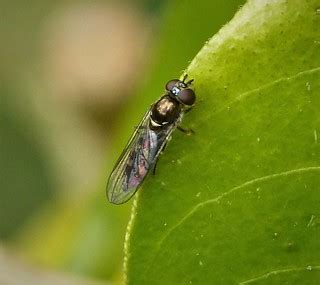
[107,110,176,204]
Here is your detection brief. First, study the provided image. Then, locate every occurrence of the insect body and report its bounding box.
[107,75,195,204]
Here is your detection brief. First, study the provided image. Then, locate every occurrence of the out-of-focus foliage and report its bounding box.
[16,196,131,280]
[0,87,54,239]
[0,0,160,282]
[126,0,320,284]
[0,247,108,285]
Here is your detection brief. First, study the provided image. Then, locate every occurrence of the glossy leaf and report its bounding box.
[126,0,320,284]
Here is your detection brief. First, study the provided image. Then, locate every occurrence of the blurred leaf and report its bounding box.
[15,195,131,281]
[0,88,54,240]
[0,0,57,75]
[126,0,320,284]
[0,247,109,285]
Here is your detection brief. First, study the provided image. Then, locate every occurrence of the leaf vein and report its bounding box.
[239,265,320,284]
[158,166,320,248]
[211,66,320,118]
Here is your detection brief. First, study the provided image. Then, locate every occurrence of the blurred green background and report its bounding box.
[0,0,244,284]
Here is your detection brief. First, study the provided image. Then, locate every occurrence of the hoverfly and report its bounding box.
[107,74,196,204]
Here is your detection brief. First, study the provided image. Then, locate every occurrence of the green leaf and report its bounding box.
[125,0,320,284]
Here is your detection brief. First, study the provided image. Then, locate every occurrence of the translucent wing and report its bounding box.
[107,109,180,204]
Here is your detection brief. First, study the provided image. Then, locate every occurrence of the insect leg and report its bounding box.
[152,160,158,175]
[134,125,146,130]
[152,141,168,175]
[184,107,194,114]
[181,74,194,86]
[181,74,188,83]
[177,125,194,135]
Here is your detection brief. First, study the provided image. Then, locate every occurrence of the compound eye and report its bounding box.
[165,79,180,91]
[177,88,196,106]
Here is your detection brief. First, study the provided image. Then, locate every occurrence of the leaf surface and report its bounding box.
[126,0,320,284]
